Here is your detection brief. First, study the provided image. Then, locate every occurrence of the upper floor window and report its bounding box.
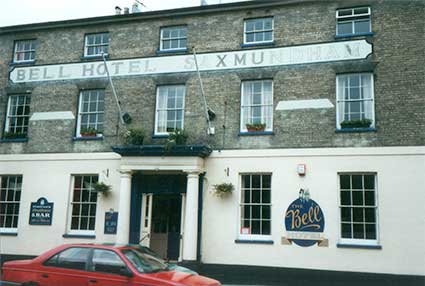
[68,175,98,234]
[0,175,23,233]
[240,80,273,133]
[336,7,371,36]
[77,90,105,137]
[160,26,187,51]
[339,173,378,244]
[4,95,31,139]
[13,40,36,63]
[336,73,374,130]
[240,174,272,239]
[244,17,273,44]
[155,85,185,134]
[84,33,109,57]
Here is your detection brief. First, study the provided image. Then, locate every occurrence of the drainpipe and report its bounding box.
[196,173,205,263]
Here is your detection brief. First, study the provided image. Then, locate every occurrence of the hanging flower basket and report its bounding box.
[213,183,234,198]
[93,182,112,196]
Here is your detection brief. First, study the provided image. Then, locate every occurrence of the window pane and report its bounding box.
[341,207,351,222]
[353,224,365,239]
[341,223,352,238]
[364,191,375,206]
[351,175,363,189]
[364,208,376,223]
[340,175,351,189]
[57,248,90,270]
[252,175,261,188]
[355,20,370,33]
[92,249,126,275]
[251,220,260,234]
[337,22,352,35]
[364,175,374,189]
[262,221,271,235]
[353,208,364,222]
[341,191,351,205]
[352,191,363,205]
[365,224,376,239]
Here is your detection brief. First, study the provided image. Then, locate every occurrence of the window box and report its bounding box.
[80,127,101,138]
[340,119,372,129]
[246,123,266,132]
[3,132,27,140]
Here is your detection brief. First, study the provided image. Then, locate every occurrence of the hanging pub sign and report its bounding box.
[29,197,54,225]
[104,211,118,235]
[282,189,328,247]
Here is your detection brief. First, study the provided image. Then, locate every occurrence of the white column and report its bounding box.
[183,172,200,261]
[116,170,132,245]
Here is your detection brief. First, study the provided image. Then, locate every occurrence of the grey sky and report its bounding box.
[0,0,250,28]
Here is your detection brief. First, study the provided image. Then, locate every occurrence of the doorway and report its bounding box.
[150,194,182,261]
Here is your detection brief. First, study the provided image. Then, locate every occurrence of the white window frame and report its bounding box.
[154,85,186,135]
[84,33,109,57]
[336,7,371,36]
[240,80,273,132]
[0,175,23,234]
[237,173,272,241]
[336,73,375,129]
[13,40,36,63]
[243,17,274,45]
[5,95,31,136]
[76,90,105,137]
[160,26,187,51]
[338,173,380,246]
[66,175,99,236]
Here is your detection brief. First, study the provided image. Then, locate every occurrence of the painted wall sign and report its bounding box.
[104,211,118,234]
[283,189,327,247]
[29,197,54,225]
[9,40,372,83]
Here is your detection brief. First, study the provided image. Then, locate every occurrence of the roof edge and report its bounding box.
[0,0,315,34]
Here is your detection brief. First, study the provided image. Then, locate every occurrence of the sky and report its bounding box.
[0,0,251,27]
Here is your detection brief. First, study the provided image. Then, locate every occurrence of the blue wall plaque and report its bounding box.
[29,197,54,225]
[104,212,118,234]
[284,189,325,247]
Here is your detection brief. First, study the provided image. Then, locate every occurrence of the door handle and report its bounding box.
[89,279,98,283]
[41,274,49,278]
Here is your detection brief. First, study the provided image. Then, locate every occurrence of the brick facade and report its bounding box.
[0,0,424,155]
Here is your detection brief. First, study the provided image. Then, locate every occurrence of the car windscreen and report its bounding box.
[122,248,169,274]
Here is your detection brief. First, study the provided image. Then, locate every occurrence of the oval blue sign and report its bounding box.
[284,189,325,247]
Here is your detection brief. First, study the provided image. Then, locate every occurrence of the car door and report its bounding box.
[85,248,133,286]
[40,247,91,286]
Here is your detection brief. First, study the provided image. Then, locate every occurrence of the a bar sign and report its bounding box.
[29,197,54,225]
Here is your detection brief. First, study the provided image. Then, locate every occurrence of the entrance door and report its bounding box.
[140,194,153,247]
[150,194,182,261]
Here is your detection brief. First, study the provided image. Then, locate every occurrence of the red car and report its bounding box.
[1,244,221,286]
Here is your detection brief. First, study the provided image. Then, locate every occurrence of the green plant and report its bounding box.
[4,132,27,139]
[213,183,234,197]
[122,128,145,145]
[340,119,372,129]
[80,127,99,136]
[93,182,111,196]
[246,123,266,132]
[165,129,188,151]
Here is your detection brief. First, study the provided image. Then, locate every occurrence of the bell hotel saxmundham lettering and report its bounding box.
[0,0,424,284]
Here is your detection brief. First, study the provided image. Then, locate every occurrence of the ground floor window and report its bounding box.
[68,175,98,234]
[0,175,22,232]
[339,173,378,244]
[240,174,272,238]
